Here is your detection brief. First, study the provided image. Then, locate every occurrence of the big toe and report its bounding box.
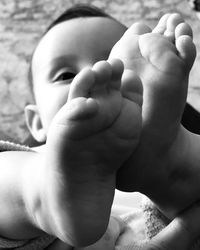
[124,22,152,36]
[109,22,151,62]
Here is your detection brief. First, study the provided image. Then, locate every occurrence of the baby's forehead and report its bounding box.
[34,17,125,52]
[32,17,126,85]
[31,17,126,78]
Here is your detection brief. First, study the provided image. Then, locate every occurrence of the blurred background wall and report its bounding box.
[0,0,200,143]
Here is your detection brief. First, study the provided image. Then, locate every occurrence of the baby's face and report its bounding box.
[31,17,126,135]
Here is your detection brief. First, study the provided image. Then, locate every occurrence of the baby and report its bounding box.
[0,3,198,250]
[0,5,142,248]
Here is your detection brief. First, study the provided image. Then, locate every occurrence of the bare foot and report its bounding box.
[43,59,142,246]
[110,14,196,218]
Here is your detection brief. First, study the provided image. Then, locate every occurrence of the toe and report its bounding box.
[164,13,184,42]
[125,22,152,36]
[176,35,196,70]
[68,68,95,101]
[153,13,171,34]
[175,22,193,40]
[108,58,124,90]
[92,60,112,87]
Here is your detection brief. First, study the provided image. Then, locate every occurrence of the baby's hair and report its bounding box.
[46,4,117,33]
[28,4,118,100]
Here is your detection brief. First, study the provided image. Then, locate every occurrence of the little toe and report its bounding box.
[153,13,171,34]
[68,68,95,101]
[176,35,196,70]
[164,13,184,42]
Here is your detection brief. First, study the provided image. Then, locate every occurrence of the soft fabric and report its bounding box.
[0,234,56,249]
[0,140,31,152]
[142,198,200,250]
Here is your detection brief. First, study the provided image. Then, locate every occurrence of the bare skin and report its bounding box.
[0,13,199,250]
[43,58,142,245]
[0,17,143,247]
[109,13,198,218]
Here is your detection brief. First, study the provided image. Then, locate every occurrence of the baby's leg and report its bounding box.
[110,14,197,217]
[44,59,142,246]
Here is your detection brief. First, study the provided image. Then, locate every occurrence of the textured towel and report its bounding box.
[0,140,31,152]
[142,197,200,250]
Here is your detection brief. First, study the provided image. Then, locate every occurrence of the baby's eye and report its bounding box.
[55,72,76,82]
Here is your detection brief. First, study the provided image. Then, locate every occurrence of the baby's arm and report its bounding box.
[0,149,90,249]
[0,150,62,239]
[0,148,113,246]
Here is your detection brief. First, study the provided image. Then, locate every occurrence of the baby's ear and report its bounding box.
[24,104,46,143]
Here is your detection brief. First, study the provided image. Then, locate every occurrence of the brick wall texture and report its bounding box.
[0,0,200,143]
